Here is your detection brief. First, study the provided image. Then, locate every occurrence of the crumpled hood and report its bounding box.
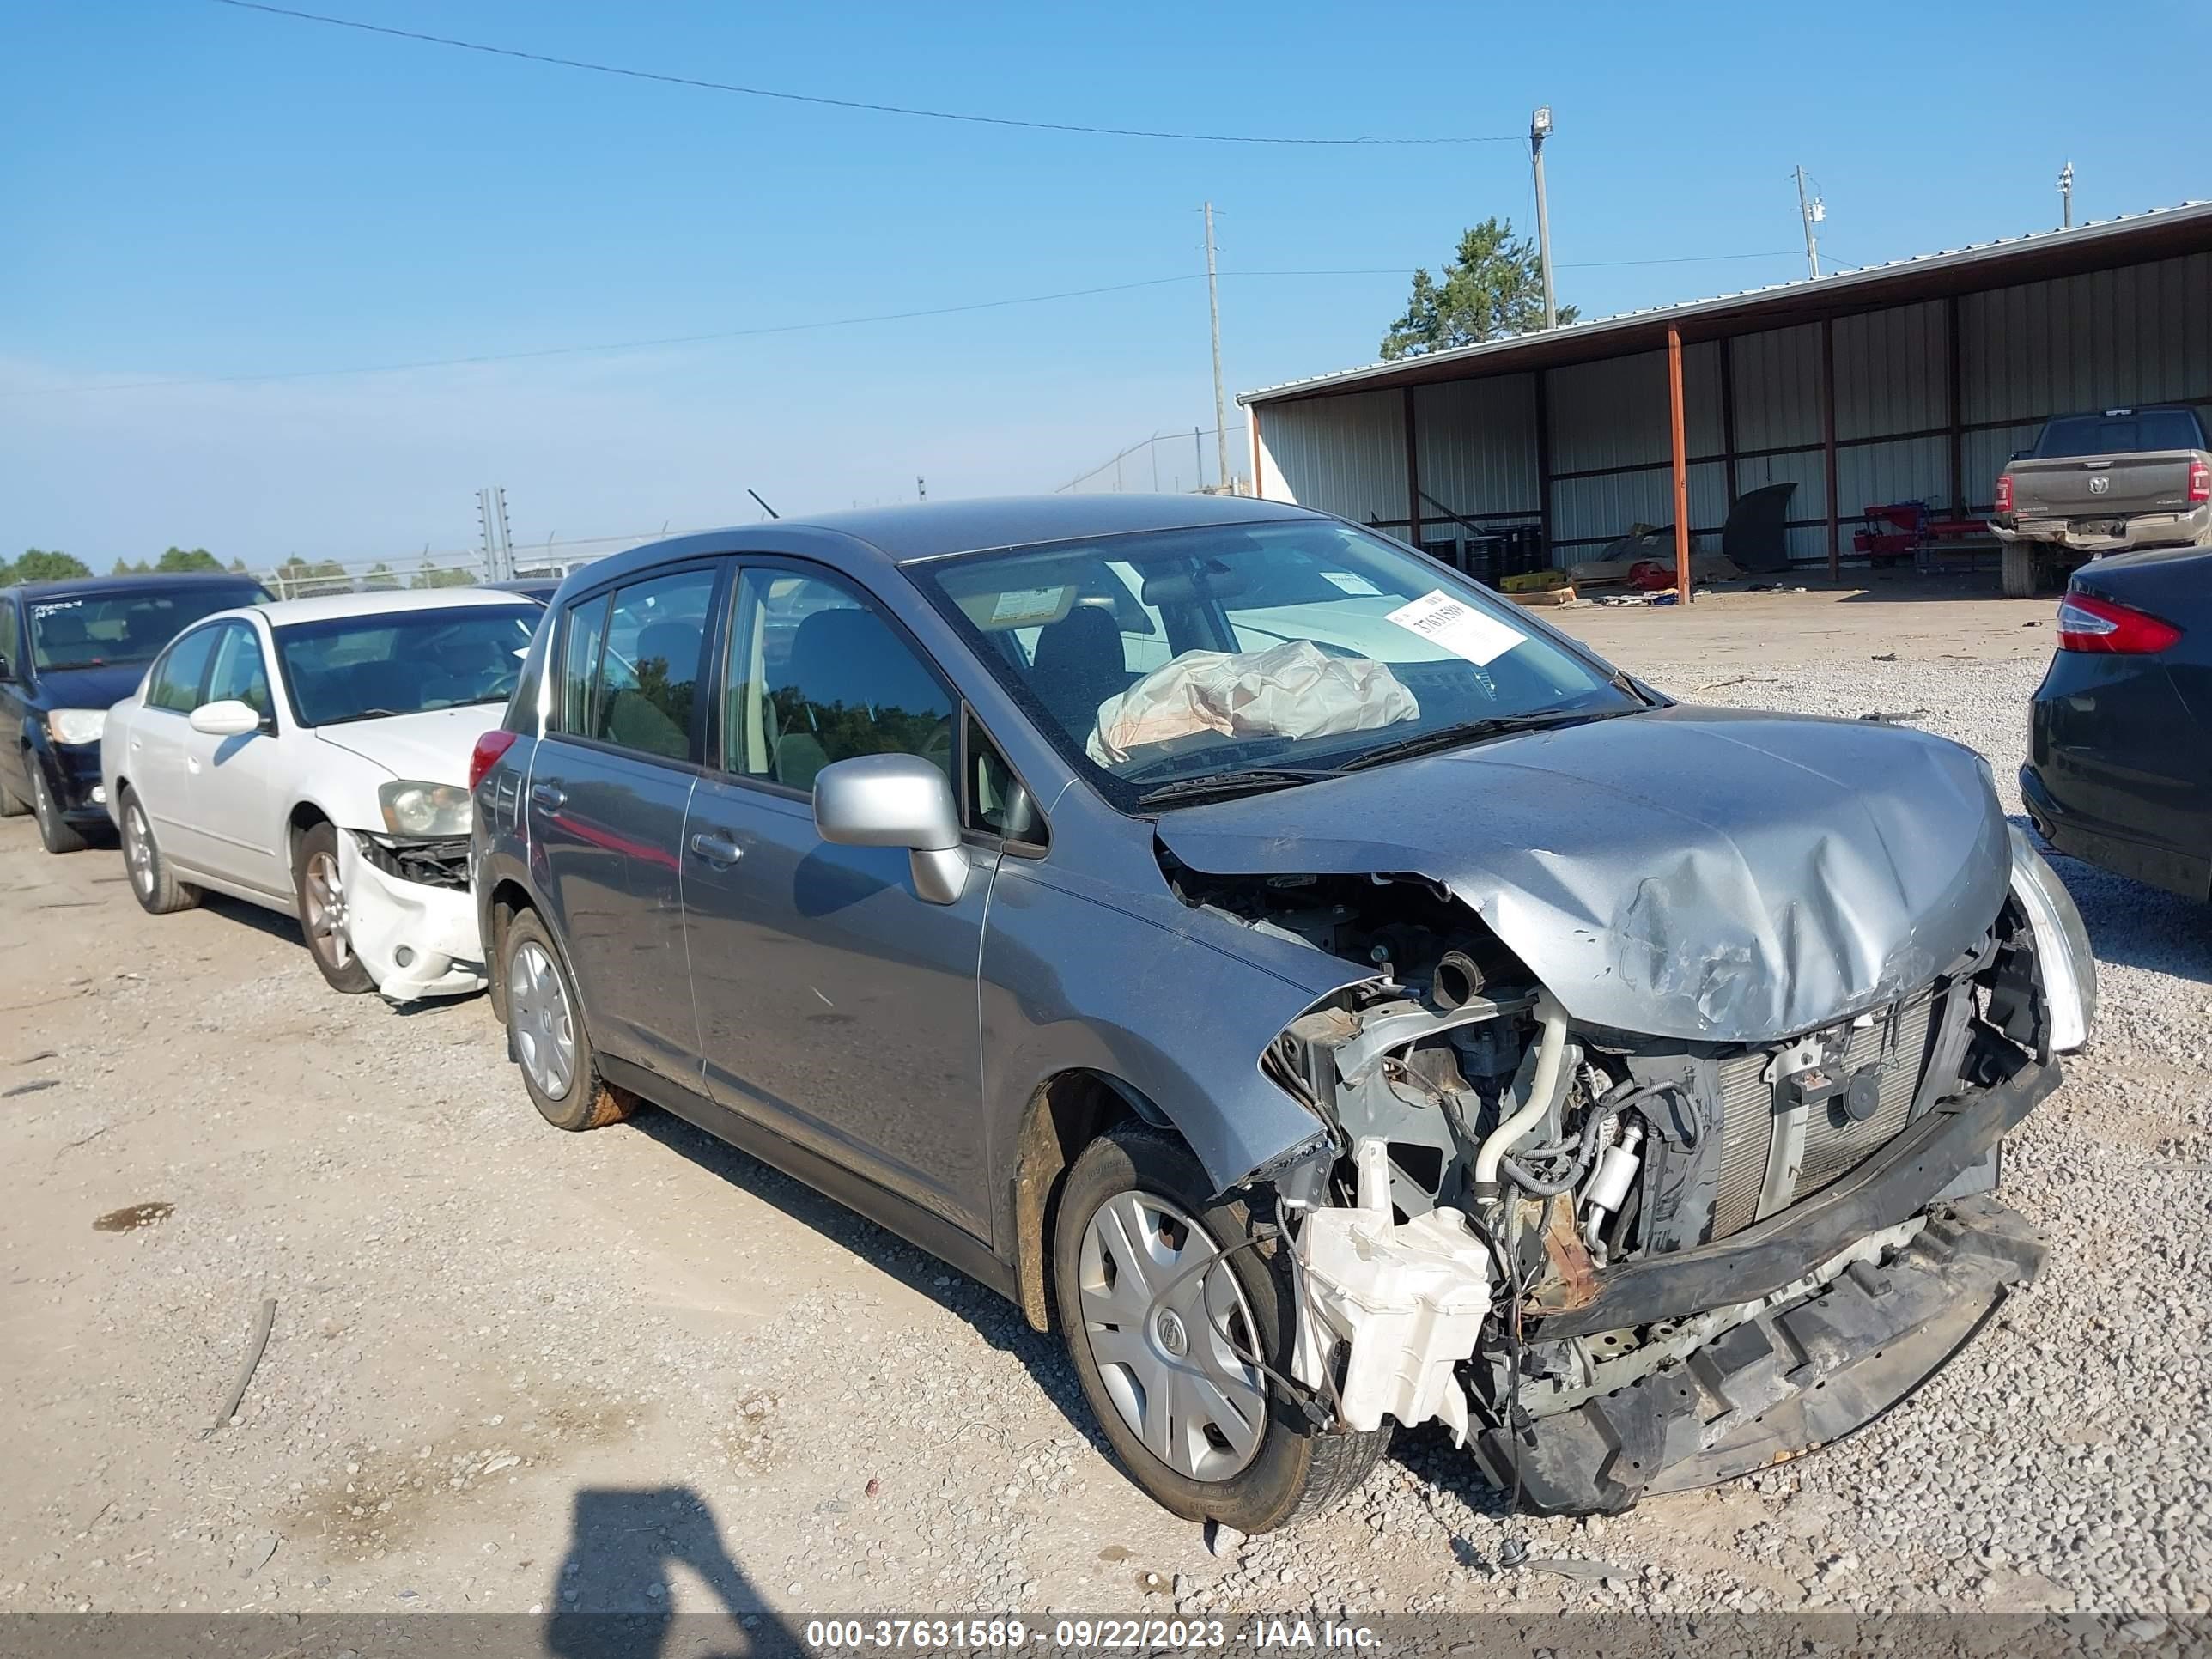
[312,705,500,785]
[37,662,149,713]
[1152,704,2012,1044]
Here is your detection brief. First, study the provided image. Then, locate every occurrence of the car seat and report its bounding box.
[1027,605,1131,738]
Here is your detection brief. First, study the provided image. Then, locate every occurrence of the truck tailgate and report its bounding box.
[2010,451,2203,518]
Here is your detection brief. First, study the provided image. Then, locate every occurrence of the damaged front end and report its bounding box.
[1181,825,2094,1515]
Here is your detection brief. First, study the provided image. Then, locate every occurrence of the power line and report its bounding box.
[8,254,1820,398]
[204,0,1513,146]
[3,275,1202,396]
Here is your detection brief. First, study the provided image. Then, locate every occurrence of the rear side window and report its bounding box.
[145,627,220,714]
[558,569,717,762]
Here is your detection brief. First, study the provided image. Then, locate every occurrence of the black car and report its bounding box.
[0,574,272,853]
[2022,544,2211,898]
[482,578,561,605]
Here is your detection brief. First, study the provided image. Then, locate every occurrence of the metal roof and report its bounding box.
[1241,200,2212,407]
[571,493,1317,593]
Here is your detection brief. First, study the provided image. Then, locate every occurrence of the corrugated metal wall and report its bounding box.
[1253,387,1405,523]
[1413,374,1540,520]
[1255,246,2212,571]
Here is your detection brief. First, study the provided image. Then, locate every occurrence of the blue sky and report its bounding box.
[4,0,2206,567]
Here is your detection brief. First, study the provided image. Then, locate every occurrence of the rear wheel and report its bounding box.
[295,822,376,994]
[27,761,88,854]
[501,908,632,1133]
[1053,1123,1388,1533]
[119,787,200,915]
[2001,538,2046,599]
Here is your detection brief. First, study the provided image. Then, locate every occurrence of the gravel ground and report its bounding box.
[0,586,2204,1625]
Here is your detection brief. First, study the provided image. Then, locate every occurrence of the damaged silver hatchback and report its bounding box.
[473,495,2095,1534]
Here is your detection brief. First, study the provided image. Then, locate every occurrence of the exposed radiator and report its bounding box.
[1709,993,1936,1240]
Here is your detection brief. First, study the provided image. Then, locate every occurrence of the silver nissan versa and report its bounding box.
[469,495,2094,1532]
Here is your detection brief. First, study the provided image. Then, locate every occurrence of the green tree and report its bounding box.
[1,549,94,586]
[274,555,351,599]
[410,562,476,590]
[112,558,152,576]
[1379,217,1577,359]
[156,546,223,573]
[362,562,402,591]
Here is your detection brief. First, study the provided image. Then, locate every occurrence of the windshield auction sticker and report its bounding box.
[1382,588,1524,665]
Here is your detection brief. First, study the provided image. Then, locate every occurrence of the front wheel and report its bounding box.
[1053,1123,1388,1533]
[295,822,376,994]
[27,761,88,854]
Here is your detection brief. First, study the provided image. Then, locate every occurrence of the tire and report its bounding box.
[118,787,201,915]
[1053,1123,1388,1533]
[2001,538,2043,599]
[499,907,633,1132]
[27,760,88,854]
[295,821,377,994]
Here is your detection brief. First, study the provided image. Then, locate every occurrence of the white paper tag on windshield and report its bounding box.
[1318,570,1382,597]
[989,586,1067,627]
[1383,589,1524,665]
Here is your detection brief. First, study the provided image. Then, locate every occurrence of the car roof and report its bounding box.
[8,572,268,604]
[246,587,541,626]
[561,494,1320,596]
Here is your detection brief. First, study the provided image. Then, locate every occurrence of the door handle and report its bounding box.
[530,783,568,810]
[688,830,742,866]
[186,756,202,775]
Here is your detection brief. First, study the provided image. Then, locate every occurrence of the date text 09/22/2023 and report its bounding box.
[801,1618,1382,1650]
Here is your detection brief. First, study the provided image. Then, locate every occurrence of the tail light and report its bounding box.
[2057,591,2182,655]
[469,728,520,791]
[1994,472,2014,514]
[2190,459,2209,504]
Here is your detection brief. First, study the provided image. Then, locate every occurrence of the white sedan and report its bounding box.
[100,588,540,1001]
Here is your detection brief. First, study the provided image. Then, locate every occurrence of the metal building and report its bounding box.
[1241,202,2212,587]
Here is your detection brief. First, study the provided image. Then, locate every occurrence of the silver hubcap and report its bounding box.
[125,805,155,894]
[508,940,576,1100]
[303,851,351,969]
[1077,1190,1267,1482]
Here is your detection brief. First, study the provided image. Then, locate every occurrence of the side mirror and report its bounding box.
[812,752,969,905]
[189,699,264,738]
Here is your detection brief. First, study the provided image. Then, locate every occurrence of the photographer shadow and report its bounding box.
[544,1486,802,1659]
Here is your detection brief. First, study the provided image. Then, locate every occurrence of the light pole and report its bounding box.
[1528,106,1556,331]
[2058,161,2075,228]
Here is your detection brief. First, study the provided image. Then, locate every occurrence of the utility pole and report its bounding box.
[1795,166,1824,279]
[1529,106,1557,331]
[2057,161,2075,228]
[1203,201,1229,491]
[1193,427,1203,494]
[915,476,927,501]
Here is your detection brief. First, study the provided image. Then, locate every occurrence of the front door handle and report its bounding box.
[688,830,742,866]
[530,783,568,811]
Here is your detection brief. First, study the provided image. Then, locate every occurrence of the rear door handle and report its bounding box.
[688,830,742,866]
[530,783,568,810]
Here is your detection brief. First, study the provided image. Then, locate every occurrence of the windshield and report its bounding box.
[276,605,538,726]
[2034,410,2204,458]
[916,518,1638,809]
[27,584,264,672]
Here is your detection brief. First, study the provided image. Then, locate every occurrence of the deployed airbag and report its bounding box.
[1086,639,1418,765]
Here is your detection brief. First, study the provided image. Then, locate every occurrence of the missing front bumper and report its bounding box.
[1472,1193,2046,1514]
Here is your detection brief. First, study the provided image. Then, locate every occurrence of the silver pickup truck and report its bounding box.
[1993,404,2212,596]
